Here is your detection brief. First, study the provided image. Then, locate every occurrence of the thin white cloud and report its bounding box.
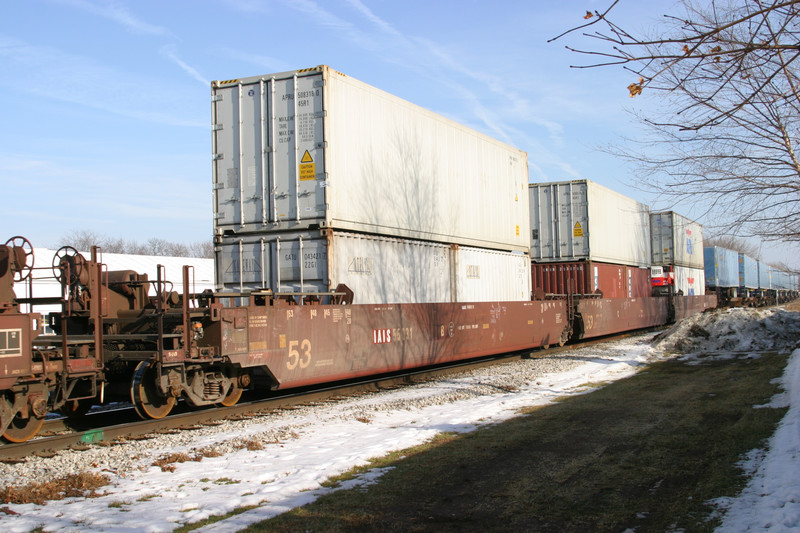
[220,0,271,14]
[337,1,566,147]
[216,47,293,75]
[161,45,209,87]
[50,0,175,38]
[0,34,205,128]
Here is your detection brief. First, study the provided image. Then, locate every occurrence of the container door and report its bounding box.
[212,72,326,232]
[215,237,271,292]
[650,213,673,265]
[272,236,328,293]
[272,74,326,226]
[557,182,589,260]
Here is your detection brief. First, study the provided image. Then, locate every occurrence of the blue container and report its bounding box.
[758,261,771,289]
[738,254,758,289]
[704,247,740,288]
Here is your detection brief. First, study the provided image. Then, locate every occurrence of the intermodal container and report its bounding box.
[674,266,705,296]
[758,261,771,289]
[649,211,704,269]
[215,230,531,304]
[703,247,739,288]
[211,65,530,252]
[529,180,650,267]
[738,254,758,289]
[530,261,651,299]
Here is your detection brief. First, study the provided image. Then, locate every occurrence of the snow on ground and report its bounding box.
[0,306,798,532]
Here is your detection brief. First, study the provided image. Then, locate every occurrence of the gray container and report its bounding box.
[650,211,704,269]
[703,247,739,288]
[738,254,758,289]
[215,229,531,304]
[211,65,530,252]
[529,180,651,267]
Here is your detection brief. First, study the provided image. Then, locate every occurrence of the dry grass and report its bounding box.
[151,452,199,472]
[0,472,110,505]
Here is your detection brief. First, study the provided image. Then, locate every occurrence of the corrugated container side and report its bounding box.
[738,254,758,289]
[649,211,704,269]
[529,180,650,267]
[703,247,739,288]
[454,248,531,302]
[758,261,771,289]
[212,66,530,252]
[771,268,783,289]
[772,268,794,290]
[215,230,530,304]
[530,261,651,299]
[674,266,705,296]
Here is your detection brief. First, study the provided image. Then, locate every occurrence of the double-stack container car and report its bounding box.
[0,66,723,443]
[528,179,651,299]
[212,66,531,303]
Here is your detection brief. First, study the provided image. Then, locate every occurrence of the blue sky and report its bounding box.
[2,0,796,267]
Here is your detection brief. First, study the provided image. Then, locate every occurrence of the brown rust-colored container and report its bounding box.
[531,261,651,299]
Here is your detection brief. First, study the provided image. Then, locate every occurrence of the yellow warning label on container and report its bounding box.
[573,222,583,237]
[515,225,520,236]
[299,150,316,181]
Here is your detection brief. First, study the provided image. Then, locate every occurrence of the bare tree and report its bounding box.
[552,0,800,243]
[704,234,761,257]
[58,230,213,258]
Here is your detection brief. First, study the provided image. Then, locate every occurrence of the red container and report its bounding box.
[531,261,651,299]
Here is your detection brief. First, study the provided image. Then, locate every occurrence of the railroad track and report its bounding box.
[0,332,646,461]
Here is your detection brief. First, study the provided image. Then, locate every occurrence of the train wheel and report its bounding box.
[3,413,45,443]
[219,384,243,407]
[131,362,175,419]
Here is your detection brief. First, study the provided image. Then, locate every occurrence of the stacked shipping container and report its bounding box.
[528,180,652,298]
[649,211,705,296]
[212,66,532,304]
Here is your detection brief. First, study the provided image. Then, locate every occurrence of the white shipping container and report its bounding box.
[215,230,531,304]
[211,65,530,252]
[674,266,705,296]
[453,247,531,302]
[650,211,704,269]
[529,180,651,267]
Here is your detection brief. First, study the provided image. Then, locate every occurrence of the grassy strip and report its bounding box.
[241,351,789,532]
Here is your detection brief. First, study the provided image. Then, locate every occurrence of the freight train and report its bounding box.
[0,65,790,443]
[0,234,717,443]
